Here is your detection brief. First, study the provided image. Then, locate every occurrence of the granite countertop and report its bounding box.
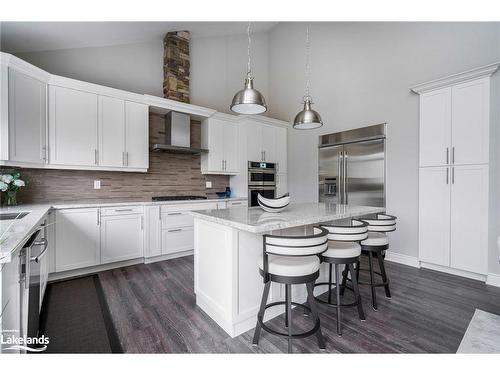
[0,196,247,263]
[190,202,385,233]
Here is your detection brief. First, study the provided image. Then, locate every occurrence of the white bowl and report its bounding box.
[257,193,290,213]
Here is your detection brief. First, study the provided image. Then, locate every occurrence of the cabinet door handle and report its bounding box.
[122,151,125,166]
[158,207,161,221]
[446,167,449,184]
[446,147,449,164]
[141,216,144,230]
[452,167,455,184]
[451,147,455,164]
[97,209,100,225]
[168,228,182,233]
[94,149,98,165]
[126,152,129,166]
[41,146,47,162]
[263,151,266,161]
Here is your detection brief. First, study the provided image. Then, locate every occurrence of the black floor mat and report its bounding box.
[38,275,122,353]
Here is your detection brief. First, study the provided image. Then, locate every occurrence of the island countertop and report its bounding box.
[190,202,385,233]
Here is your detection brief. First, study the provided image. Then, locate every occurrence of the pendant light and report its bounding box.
[293,25,323,130]
[230,22,267,115]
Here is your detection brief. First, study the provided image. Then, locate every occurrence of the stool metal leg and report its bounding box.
[306,282,326,350]
[252,281,271,345]
[348,263,365,321]
[328,263,333,304]
[368,252,378,310]
[376,252,391,298]
[286,284,293,353]
[339,265,348,296]
[285,285,289,328]
[356,260,361,283]
[334,264,342,336]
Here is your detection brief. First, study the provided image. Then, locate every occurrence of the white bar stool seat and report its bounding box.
[258,254,320,277]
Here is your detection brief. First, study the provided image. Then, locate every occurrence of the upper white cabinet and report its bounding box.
[242,117,286,164]
[201,115,239,174]
[275,126,287,174]
[417,76,492,167]
[8,69,47,164]
[451,78,490,166]
[98,95,125,168]
[125,101,149,169]
[419,88,451,167]
[49,86,98,167]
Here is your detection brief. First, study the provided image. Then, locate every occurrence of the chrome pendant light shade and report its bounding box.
[230,76,267,114]
[293,25,323,130]
[230,22,267,115]
[293,96,323,130]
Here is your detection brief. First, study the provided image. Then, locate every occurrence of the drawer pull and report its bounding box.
[167,212,182,216]
[167,229,182,233]
[115,209,133,212]
[231,202,242,205]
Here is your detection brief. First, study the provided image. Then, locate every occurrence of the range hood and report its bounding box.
[152,111,208,154]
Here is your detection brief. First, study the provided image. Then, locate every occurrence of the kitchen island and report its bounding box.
[191,202,384,337]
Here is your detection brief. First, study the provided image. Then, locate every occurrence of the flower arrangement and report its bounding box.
[0,172,26,206]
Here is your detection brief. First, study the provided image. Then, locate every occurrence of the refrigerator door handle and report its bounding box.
[338,151,343,204]
[343,151,348,204]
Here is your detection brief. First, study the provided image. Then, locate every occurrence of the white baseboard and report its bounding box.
[144,250,193,264]
[420,261,487,282]
[385,251,420,268]
[486,273,500,287]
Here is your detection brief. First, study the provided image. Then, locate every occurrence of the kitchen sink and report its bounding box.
[0,212,29,220]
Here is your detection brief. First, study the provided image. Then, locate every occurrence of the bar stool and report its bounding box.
[252,226,329,353]
[354,213,397,311]
[314,219,368,337]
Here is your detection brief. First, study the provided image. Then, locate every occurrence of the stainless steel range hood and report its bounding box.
[152,111,208,154]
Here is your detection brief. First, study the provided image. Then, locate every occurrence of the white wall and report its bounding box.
[17,41,164,96]
[267,22,500,268]
[15,32,269,114]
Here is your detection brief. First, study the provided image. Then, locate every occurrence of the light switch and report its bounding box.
[94,180,101,189]
[205,181,212,188]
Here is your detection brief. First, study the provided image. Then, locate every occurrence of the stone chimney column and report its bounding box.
[163,31,190,103]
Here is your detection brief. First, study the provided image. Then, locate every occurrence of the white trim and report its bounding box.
[144,250,193,264]
[486,273,500,288]
[410,61,500,94]
[144,94,216,120]
[384,251,420,268]
[240,114,291,128]
[420,261,487,282]
[0,52,50,82]
[0,160,147,173]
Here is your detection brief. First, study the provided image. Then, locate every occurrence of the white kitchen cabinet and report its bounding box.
[55,208,100,272]
[125,101,149,169]
[419,88,451,167]
[450,165,488,274]
[145,206,162,258]
[261,125,276,163]
[49,86,98,166]
[242,118,287,164]
[100,211,144,264]
[201,116,238,174]
[162,227,194,255]
[1,249,21,353]
[8,69,47,164]
[98,95,125,168]
[275,126,287,174]
[276,173,288,197]
[451,78,490,166]
[418,167,450,267]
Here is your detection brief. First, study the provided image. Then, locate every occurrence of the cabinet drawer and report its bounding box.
[161,212,193,229]
[162,227,194,255]
[227,200,247,208]
[161,202,218,213]
[100,206,143,216]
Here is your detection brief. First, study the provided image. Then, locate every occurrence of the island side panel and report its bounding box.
[194,218,236,335]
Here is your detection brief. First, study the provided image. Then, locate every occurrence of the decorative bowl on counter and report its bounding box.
[257,193,290,213]
[216,191,230,198]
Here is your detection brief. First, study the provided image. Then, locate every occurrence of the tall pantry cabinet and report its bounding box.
[413,63,499,278]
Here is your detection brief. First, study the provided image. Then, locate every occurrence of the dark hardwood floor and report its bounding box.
[96,255,500,353]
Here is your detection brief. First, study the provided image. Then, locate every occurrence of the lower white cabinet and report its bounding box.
[1,248,22,353]
[55,208,100,272]
[162,227,194,255]
[419,164,488,275]
[100,210,144,264]
[145,205,162,258]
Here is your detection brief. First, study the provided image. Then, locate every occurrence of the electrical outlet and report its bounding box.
[94,180,101,189]
[205,181,212,188]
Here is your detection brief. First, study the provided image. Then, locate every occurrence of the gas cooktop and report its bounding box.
[151,196,208,201]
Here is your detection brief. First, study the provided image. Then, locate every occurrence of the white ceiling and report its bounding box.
[0,22,279,53]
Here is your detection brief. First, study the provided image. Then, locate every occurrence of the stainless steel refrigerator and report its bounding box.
[319,124,386,207]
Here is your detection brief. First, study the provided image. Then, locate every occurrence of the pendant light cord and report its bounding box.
[304,24,311,102]
[247,22,252,78]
